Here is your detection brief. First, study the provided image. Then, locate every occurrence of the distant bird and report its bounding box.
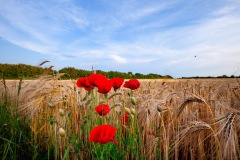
[194,55,197,58]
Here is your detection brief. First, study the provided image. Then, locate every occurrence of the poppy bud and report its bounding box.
[124,107,131,115]
[130,108,136,115]
[59,109,65,116]
[48,103,53,108]
[131,97,137,105]
[59,128,65,137]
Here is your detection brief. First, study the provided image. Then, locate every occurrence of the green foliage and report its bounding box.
[0,63,173,80]
[0,63,54,79]
[0,102,33,159]
[0,77,54,160]
[58,67,92,79]
[59,67,173,79]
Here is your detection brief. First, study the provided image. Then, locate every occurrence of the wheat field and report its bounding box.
[1,77,240,160]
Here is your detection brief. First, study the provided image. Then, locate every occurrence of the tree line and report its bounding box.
[0,63,173,79]
[0,63,50,79]
[181,75,240,79]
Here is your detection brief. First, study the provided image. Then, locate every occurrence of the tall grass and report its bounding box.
[0,77,53,160]
[1,74,240,159]
[0,77,33,160]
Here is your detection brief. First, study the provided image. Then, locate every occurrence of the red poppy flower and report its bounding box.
[90,125,118,144]
[121,113,130,126]
[111,78,124,90]
[76,77,94,91]
[123,79,140,90]
[88,74,107,87]
[95,79,113,94]
[95,104,110,116]
[148,130,156,136]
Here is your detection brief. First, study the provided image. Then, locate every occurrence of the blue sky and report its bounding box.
[0,0,240,78]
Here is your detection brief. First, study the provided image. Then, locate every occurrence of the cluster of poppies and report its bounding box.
[76,73,140,145]
[76,73,140,94]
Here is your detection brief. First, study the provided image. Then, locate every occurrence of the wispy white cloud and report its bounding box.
[110,54,127,63]
[118,1,174,22]
[0,0,87,53]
